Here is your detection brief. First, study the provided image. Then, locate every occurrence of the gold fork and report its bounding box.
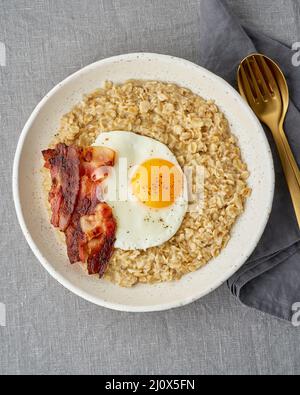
[270,56,300,187]
[237,53,300,228]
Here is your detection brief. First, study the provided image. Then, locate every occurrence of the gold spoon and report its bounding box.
[237,53,300,228]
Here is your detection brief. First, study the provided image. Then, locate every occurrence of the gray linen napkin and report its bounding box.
[198,0,300,321]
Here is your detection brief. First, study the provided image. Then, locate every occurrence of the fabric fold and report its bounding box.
[197,0,300,321]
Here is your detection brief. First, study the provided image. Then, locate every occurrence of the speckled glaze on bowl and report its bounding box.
[13,53,274,312]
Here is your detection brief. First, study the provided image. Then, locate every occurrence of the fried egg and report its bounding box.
[93,131,188,250]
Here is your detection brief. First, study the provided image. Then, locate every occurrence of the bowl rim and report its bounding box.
[12,52,275,312]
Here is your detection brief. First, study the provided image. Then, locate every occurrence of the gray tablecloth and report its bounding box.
[1,0,300,375]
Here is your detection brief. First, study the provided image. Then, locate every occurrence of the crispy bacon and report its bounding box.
[66,174,117,277]
[42,144,81,232]
[82,146,115,181]
[80,203,117,276]
[43,143,117,278]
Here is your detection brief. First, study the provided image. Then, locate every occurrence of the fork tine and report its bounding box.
[251,56,270,97]
[259,56,280,96]
[239,63,256,105]
[245,58,264,101]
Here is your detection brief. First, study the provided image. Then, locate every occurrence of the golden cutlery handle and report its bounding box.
[279,125,300,187]
[271,126,300,229]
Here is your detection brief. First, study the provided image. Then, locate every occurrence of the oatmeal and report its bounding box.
[44,80,251,287]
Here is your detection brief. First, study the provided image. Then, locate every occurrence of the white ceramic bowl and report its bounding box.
[13,53,274,312]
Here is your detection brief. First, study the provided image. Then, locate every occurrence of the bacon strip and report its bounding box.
[43,143,117,278]
[42,144,80,232]
[80,203,117,276]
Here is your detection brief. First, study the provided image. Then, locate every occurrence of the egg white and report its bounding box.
[93,131,188,251]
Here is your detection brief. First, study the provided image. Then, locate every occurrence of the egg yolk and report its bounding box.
[131,158,183,209]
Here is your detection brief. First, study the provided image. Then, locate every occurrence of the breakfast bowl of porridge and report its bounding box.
[13,53,274,312]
